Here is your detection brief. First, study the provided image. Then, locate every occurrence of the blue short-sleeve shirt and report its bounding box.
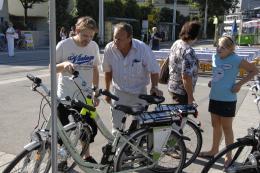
[210,53,242,101]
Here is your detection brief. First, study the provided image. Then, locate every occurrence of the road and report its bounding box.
[0,48,249,172]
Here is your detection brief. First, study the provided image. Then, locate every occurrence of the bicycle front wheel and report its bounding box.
[3,144,50,173]
[115,129,186,173]
[182,120,202,168]
[202,137,257,173]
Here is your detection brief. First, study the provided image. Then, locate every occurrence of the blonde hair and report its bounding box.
[218,36,235,52]
[75,16,98,32]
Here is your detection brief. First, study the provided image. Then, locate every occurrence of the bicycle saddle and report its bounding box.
[114,104,145,115]
[139,94,165,104]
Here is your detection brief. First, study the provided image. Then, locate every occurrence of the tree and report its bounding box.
[75,0,99,22]
[105,0,124,18]
[188,0,239,17]
[19,0,48,27]
[56,0,72,42]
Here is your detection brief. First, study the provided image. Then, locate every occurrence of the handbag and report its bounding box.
[159,57,169,84]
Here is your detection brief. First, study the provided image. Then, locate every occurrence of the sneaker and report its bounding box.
[84,156,97,163]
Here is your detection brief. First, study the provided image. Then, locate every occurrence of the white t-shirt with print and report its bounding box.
[56,37,100,100]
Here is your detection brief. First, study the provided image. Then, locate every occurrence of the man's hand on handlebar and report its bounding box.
[63,61,75,74]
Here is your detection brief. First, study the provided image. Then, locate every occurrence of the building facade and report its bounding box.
[137,0,199,17]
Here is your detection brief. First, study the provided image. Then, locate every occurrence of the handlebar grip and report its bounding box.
[26,74,42,84]
[71,99,96,112]
[72,71,79,78]
[101,90,119,101]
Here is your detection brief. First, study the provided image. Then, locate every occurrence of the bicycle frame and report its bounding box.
[56,112,160,173]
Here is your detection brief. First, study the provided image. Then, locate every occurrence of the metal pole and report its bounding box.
[49,0,58,172]
[203,0,208,38]
[172,0,177,41]
[99,0,104,45]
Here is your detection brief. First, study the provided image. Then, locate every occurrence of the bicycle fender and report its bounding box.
[187,119,204,132]
[23,141,41,151]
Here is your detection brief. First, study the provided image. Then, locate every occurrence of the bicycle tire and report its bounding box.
[202,137,257,173]
[65,124,92,171]
[41,123,92,172]
[3,144,50,173]
[182,120,202,168]
[115,128,186,173]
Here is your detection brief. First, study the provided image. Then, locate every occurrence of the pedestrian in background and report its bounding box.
[5,22,15,57]
[59,26,67,40]
[69,26,76,37]
[150,26,162,50]
[54,16,100,167]
[199,36,258,167]
[168,21,201,104]
[102,22,163,135]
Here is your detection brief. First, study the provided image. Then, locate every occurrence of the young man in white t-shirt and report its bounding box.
[54,16,100,166]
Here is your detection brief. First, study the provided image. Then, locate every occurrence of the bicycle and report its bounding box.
[202,77,260,173]
[15,36,27,49]
[4,72,188,173]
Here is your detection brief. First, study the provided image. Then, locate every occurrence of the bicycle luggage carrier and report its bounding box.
[138,111,180,127]
[155,104,198,118]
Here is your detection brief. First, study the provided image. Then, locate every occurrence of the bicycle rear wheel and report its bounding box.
[115,129,186,173]
[3,144,50,173]
[202,137,258,173]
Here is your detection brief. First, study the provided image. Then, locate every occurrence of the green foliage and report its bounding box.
[104,0,124,18]
[122,0,141,19]
[76,0,99,22]
[159,7,173,22]
[56,0,72,41]
[188,0,239,17]
[139,5,152,20]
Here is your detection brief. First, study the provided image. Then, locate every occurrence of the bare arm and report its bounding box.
[105,72,112,91]
[150,73,163,96]
[150,73,159,88]
[49,61,75,74]
[182,73,194,104]
[232,60,258,93]
[92,65,99,88]
[104,72,112,103]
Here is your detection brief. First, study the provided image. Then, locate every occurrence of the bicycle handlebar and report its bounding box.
[26,73,50,96]
[70,71,119,101]
[99,89,119,101]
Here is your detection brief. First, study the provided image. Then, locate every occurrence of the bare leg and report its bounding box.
[210,113,223,154]
[200,113,223,156]
[221,116,234,165]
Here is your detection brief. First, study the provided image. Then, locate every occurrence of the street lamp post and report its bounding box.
[49,0,58,172]
[99,0,104,45]
[172,0,177,41]
[203,0,208,39]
